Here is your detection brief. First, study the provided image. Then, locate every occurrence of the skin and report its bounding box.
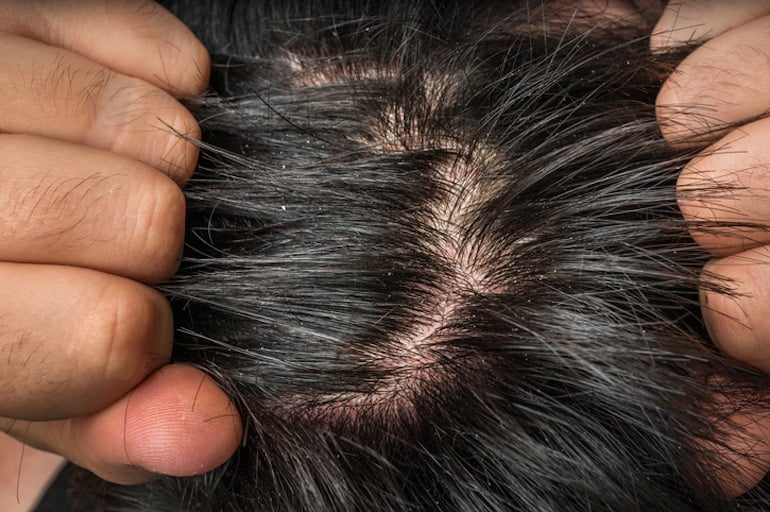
[654,0,770,497]
[0,432,63,512]
[3,0,767,505]
[0,0,241,488]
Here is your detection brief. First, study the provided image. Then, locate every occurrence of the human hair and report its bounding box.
[67,1,770,510]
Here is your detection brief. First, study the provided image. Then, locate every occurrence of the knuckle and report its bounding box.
[94,76,200,179]
[89,280,170,386]
[188,42,212,95]
[170,38,211,97]
[157,106,201,183]
[125,175,186,282]
[104,79,200,183]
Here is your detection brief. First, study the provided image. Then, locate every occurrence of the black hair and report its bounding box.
[69,1,770,510]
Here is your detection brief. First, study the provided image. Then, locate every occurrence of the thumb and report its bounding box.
[3,364,243,484]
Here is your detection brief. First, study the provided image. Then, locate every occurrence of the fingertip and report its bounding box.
[67,365,242,484]
[120,364,242,477]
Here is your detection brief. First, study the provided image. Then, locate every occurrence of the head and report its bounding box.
[69,1,770,510]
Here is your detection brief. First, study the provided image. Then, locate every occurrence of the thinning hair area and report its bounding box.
[68,1,770,511]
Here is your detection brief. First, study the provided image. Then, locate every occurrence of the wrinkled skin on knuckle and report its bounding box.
[86,279,172,398]
[123,174,186,282]
[161,105,201,184]
[90,74,198,175]
[126,0,212,96]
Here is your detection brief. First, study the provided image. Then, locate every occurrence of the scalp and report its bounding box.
[69,1,770,511]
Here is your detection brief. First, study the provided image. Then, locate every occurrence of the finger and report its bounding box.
[707,405,770,497]
[677,118,770,256]
[0,263,172,421]
[651,0,770,51]
[700,246,770,371]
[700,248,770,494]
[0,135,185,283]
[0,0,210,97]
[656,14,770,144]
[1,365,243,485]
[0,33,199,181]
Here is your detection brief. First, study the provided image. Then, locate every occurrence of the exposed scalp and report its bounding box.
[67,1,770,511]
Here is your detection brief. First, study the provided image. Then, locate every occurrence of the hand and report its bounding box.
[0,0,241,485]
[654,1,770,497]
